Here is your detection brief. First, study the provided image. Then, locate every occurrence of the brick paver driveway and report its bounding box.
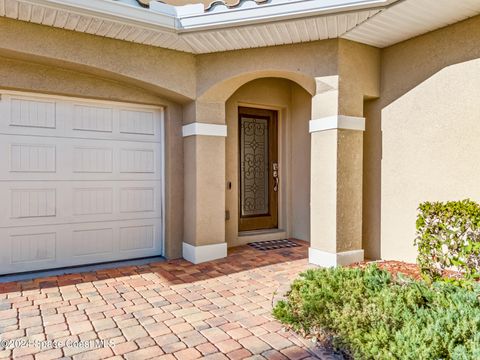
[0,240,338,360]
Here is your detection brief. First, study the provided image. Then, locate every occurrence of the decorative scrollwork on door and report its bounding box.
[240,117,269,216]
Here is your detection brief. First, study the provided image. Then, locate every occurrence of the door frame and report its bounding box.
[238,106,279,232]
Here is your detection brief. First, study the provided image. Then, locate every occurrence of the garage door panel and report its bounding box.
[11,232,57,265]
[73,187,114,216]
[10,143,57,173]
[0,180,162,227]
[72,103,114,133]
[0,95,162,143]
[3,96,58,131]
[0,228,67,274]
[0,218,162,274]
[0,135,162,181]
[10,188,57,219]
[0,91,164,275]
[72,228,114,256]
[0,97,76,136]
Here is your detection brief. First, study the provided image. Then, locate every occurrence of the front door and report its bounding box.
[238,107,278,231]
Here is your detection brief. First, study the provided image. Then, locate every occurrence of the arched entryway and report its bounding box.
[224,78,312,247]
[182,65,371,267]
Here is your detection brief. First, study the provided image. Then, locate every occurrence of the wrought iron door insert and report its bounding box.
[238,107,278,231]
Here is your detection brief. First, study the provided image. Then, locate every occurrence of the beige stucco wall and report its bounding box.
[364,15,480,262]
[290,85,312,242]
[0,55,185,260]
[309,42,379,258]
[183,135,226,247]
[336,130,364,252]
[0,17,328,259]
[0,14,191,258]
[310,129,337,253]
[310,128,365,254]
[196,40,339,102]
[337,39,381,117]
[363,98,381,260]
[225,78,311,247]
[1,15,387,262]
[0,17,196,102]
[0,55,165,105]
[163,104,185,259]
[3,10,477,264]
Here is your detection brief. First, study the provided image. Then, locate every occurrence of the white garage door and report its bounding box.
[0,91,164,275]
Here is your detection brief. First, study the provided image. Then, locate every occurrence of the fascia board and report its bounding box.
[23,0,177,31]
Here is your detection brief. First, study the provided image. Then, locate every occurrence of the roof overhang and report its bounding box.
[158,0,396,31]
[343,0,480,48]
[19,0,395,31]
[2,0,480,53]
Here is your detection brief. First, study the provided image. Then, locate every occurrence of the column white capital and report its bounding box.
[182,122,227,137]
[309,115,365,133]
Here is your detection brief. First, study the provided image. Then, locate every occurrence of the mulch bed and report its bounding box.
[349,260,476,282]
[349,260,423,280]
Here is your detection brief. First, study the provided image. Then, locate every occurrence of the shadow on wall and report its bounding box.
[362,14,480,262]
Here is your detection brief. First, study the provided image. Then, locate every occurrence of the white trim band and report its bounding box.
[182,242,228,264]
[33,0,394,32]
[309,115,365,133]
[308,248,364,267]
[182,123,227,137]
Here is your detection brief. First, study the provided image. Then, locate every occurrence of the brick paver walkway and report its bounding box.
[0,240,339,360]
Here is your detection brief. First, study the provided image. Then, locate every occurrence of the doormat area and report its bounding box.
[248,239,300,251]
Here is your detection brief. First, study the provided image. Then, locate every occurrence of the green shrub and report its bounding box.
[273,265,480,359]
[415,199,480,282]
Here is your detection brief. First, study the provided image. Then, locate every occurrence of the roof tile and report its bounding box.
[124,0,269,11]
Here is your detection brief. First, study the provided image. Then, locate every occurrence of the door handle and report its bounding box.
[273,162,279,192]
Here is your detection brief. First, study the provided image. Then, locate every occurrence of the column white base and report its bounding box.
[308,248,364,267]
[182,242,227,264]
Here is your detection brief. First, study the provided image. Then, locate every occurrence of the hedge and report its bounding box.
[273,265,480,359]
[415,199,480,282]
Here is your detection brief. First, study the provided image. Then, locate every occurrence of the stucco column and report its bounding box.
[309,76,365,266]
[182,101,227,264]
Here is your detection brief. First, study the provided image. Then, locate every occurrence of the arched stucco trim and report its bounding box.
[0,49,194,103]
[197,70,316,103]
[0,17,196,103]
